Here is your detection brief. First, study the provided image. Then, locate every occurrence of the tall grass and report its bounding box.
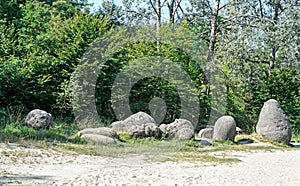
[0,107,82,143]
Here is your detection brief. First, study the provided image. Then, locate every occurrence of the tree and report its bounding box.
[97,0,124,25]
[205,0,220,83]
[219,0,300,132]
[185,0,299,132]
[122,0,186,25]
[122,0,187,50]
[220,0,299,73]
[0,0,115,114]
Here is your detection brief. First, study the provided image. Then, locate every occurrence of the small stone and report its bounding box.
[236,127,243,134]
[198,138,213,146]
[198,128,214,139]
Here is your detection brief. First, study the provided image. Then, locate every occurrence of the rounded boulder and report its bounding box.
[25,109,52,129]
[213,116,236,141]
[256,99,292,143]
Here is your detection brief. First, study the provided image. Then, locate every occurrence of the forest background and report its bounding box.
[0,0,299,139]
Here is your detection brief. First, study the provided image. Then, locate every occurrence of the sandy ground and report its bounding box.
[1,143,300,186]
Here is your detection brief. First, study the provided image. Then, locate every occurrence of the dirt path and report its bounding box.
[1,143,300,186]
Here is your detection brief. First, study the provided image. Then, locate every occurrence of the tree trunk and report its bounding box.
[205,0,220,84]
[169,0,175,24]
[269,0,280,76]
[156,0,161,50]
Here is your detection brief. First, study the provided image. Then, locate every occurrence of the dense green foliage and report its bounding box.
[227,67,300,133]
[95,41,207,125]
[0,0,113,116]
[0,0,299,141]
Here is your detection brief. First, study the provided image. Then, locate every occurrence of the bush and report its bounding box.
[227,67,300,134]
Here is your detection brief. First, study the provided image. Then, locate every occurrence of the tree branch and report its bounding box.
[150,0,159,16]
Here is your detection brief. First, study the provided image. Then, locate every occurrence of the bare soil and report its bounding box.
[1,143,300,186]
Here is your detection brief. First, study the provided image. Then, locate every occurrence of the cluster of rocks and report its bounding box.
[197,116,239,144]
[74,112,196,145]
[24,99,293,145]
[198,99,292,144]
[110,112,161,138]
[110,112,195,141]
[78,127,119,144]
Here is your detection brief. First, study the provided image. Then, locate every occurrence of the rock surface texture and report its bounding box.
[81,134,116,144]
[256,99,292,143]
[161,119,194,140]
[110,112,157,133]
[129,123,161,139]
[78,127,121,144]
[236,127,243,134]
[78,127,118,139]
[25,109,52,129]
[213,116,236,141]
[198,128,214,139]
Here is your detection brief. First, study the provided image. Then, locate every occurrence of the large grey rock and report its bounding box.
[163,119,194,140]
[25,109,52,129]
[81,134,116,144]
[256,99,292,143]
[124,111,157,127]
[109,121,126,132]
[213,116,236,141]
[159,124,168,134]
[78,127,119,139]
[198,127,214,139]
[109,112,157,133]
[129,123,161,139]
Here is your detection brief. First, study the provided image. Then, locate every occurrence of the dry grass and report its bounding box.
[3,133,298,165]
[162,151,241,164]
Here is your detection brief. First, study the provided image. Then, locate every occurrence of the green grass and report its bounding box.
[1,108,299,164]
[291,135,300,142]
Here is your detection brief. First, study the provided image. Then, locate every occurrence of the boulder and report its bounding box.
[81,134,116,144]
[236,127,243,134]
[198,127,214,139]
[129,123,161,139]
[123,111,157,127]
[25,109,52,129]
[256,99,292,143]
[78,127,119,139]
[109,121,126,132]
[159,124,168,134]
[213,116,236,141]
[109,112,157,133]
[163,119,194,140]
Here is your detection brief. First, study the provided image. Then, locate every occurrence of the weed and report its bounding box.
[165,152,241,164]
